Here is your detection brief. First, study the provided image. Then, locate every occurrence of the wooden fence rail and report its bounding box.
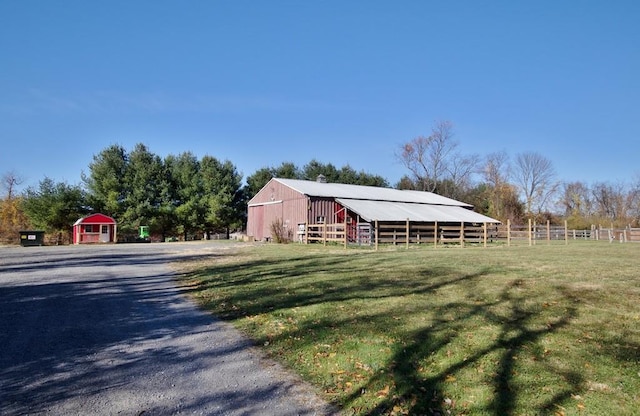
[299,219,640,249]
[298,219,636,248]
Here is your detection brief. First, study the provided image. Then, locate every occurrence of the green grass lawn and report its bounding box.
[176,242,640,415]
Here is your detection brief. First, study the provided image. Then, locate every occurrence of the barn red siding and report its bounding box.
[247,179,310,241]
[309,197,339,224]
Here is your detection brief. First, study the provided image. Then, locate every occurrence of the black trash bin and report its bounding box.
[19,231,45,247]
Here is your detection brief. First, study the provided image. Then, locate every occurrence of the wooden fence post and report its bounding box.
[323,222,327,246]
[564,220,568,245]
[483,222,487,248]
[528,218,532,246]
[507,219,511,247]
[460,222,465,247]
[547,220,551,244]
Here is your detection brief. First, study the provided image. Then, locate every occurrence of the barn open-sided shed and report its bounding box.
[247,178,499,245]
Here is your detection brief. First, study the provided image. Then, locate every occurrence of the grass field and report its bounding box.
[176,242,639,415]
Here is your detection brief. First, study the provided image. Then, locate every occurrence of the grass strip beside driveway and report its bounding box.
[176,242,640,415]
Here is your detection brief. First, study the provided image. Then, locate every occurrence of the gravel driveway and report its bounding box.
[0,242,336,415]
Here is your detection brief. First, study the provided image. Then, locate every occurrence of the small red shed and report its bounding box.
[73,213,117,244]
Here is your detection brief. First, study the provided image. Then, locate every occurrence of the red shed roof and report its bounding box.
[73,213,116,226]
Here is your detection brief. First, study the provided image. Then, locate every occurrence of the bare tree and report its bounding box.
[0,171,29,244]
[398,120,456,192]
[482,152,511,218]
[446,152,480,200]
[560,181,593,217]
[513,152,557,215]
[397,120,477,197]
[1,170,25,199]
[592,182,627,221]
[629,175,640,225]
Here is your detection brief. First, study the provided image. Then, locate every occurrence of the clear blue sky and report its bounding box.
[1,1,639,191]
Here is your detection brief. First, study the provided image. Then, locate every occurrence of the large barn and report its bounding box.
[247,177,500,246]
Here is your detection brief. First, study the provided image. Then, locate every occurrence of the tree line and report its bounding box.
[395,121,640,228]
[0,144,389,244]
[2,122,640,244]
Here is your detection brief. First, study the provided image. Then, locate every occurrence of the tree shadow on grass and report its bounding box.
[334,281,581,415]
[180,249,638,415]
[180,253,484,320]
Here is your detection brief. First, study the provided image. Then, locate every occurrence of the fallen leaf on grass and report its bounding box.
[376,385,390,398]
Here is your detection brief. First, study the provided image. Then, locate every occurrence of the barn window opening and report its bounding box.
[316,216,325,224]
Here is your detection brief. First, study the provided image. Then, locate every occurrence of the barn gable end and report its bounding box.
[247,179,309,241]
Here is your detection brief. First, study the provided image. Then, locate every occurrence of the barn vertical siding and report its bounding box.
[309,197,339,224]
[247,179,309,240]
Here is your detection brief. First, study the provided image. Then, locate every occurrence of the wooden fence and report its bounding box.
[302,220,496,249]
[299,219,637,248]
[592,225,640,243]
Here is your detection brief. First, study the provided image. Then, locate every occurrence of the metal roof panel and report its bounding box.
[336,198,501,223]
[275,178,471,207]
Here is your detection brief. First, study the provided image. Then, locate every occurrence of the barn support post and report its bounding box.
[528,218,533,246]
[434,221,438,248]
[406,219,410,249]
[507,219,511,247]
[323,222,327,246]
[344,214,348,249]
[375,220,379,251]
[460,222,464,247]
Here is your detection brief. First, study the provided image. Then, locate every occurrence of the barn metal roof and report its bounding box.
[273,178,500,224]
[275,178,471,207]
[336,198,500,223]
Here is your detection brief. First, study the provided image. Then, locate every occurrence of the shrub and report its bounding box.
[270,218,292,243]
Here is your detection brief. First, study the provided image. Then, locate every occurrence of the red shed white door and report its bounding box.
[100,225,110,243]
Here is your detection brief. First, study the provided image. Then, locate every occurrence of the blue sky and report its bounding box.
[1,1,639,191]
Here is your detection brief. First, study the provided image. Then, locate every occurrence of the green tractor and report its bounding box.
[138,225,150,242]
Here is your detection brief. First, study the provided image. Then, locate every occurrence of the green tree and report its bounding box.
[152,158,179,240]
[169,152,204,240]
[336,165,389,187]
[246,160,389,200]
[123,143,164,232]
[302,159,339,182]
[200,156,245,238]
[82,144,128,220]
[245,162,300,198]
[22,177,87,242]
